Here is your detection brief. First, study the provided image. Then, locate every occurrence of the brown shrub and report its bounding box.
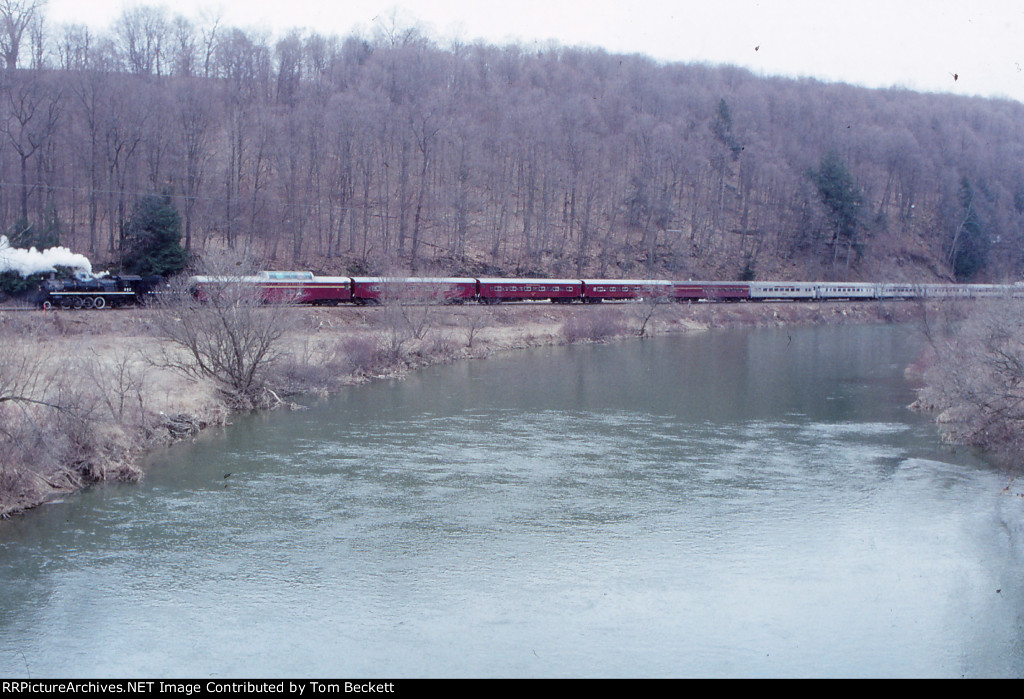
[330,335,401,375]
[915,300,1024,458]
[562,309,627,343]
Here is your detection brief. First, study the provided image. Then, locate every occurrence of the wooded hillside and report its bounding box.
[2,3,1024,282]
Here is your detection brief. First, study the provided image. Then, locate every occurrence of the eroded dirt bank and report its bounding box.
[0,299,920,518]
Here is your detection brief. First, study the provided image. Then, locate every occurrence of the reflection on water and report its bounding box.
[1,324,1023,678]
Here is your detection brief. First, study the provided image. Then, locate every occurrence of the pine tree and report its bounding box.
[948,176,988,281]
[711,98,742,158]
[121,192,189,277]
[810,151,864,270]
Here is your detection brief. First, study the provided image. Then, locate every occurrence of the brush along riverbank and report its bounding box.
[0,299,921,519]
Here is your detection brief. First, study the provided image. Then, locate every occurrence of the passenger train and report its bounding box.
[183,271,1024,306]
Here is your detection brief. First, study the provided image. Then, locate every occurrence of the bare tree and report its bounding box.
[0,324,80,510]
[372,277,454,359]
[632,288,673,338]
[115,6,169,77]
[1,71,62,224]
[0,0,45,70]
[169,14,196,77]
[408,104,445,271]
[151,252,297,408]
[0,330,55,410]
[916,299,1024,454]
[461,306,489,348]
[176,78,215,250]
[0,321,148,516]
[80,348,148,427]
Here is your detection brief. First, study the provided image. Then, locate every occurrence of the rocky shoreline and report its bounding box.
[0,299,920,519]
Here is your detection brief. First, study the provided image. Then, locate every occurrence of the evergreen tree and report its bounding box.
[9,207,62,251]
[948,176,989,281]
[711,98,742,158]
[810,151,864,270]
[121,192,189,277]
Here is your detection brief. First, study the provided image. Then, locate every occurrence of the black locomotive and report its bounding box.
[36,271,163,310]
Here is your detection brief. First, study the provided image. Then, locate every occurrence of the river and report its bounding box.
[1,323,1022,678]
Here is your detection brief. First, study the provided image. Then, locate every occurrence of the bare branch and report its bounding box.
[150,251,297,408]
[0,0,46,70]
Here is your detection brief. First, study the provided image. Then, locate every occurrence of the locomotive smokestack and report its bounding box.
[0,235,93,277]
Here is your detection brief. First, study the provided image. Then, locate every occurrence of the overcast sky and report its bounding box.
[42,0,1024,103]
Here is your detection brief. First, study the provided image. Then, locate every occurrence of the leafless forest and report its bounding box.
[2,2,1024,281]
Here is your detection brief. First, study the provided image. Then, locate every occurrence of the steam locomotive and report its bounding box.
[36,271,164,310]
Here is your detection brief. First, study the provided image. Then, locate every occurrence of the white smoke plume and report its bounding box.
[0,235,93,277]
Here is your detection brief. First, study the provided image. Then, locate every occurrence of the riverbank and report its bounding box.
[0,299,921,518]
[905,300,1024,473]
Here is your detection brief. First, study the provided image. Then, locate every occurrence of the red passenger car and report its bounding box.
[351,277,477,304]
[580,279,673,302]
[190,271,353,305]
[672,282,750,302]
[258,271,353,304]
[476,278,583,303]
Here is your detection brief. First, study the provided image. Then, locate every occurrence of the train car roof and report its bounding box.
[581,279,673,285]
[477,277,582,285]
[749,280,827,285]
[350,276,477,283]
[259,271,315,280]
[189,274,265,283]
[672,280,748,285]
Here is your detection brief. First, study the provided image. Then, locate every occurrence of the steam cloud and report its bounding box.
[0,235,93,277]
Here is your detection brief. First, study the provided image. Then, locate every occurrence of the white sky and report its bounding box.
[42,0,1024,103]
